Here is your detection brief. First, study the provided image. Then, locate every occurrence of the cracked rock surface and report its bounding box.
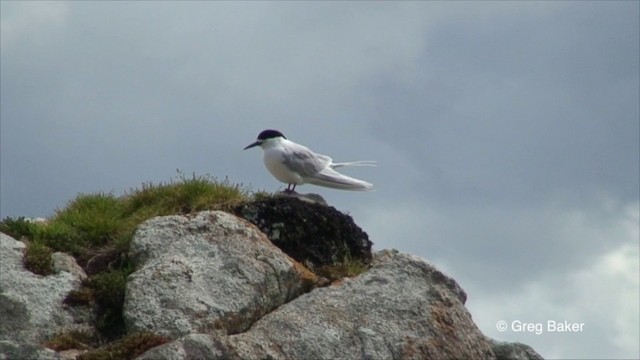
[124,211,320,338]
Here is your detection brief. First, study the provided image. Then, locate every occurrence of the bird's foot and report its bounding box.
[283,184,297,194]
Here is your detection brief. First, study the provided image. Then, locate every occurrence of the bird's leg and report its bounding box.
[284,184,296,193]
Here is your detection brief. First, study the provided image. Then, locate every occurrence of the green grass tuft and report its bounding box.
[1,173,250,265]
[124,173,250,216]
[250,190,276,201]
[53,193,125,249]
[36,221,84,255]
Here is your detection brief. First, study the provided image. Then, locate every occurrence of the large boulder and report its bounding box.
[0,233,89,359]
[123,211,320,339]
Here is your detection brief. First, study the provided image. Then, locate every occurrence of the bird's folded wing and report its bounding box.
[305,167,374,191]
[281,144,332,176]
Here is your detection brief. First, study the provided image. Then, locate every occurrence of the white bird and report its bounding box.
[244,129,376,193]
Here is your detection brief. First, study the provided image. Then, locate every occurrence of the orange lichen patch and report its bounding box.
[291,259,327,288]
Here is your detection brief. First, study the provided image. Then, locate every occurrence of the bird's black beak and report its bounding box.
[243,141,260,150]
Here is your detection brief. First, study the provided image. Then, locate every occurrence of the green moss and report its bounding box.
[23,241,54,275]
[77,332,169,360]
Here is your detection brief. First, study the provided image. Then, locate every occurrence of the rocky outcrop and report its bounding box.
[138,249,496,360]
[1,200,543,360]
[0,233,89,359]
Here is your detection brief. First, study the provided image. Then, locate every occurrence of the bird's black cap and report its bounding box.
[244,129,287,150]
[257,129,286,140]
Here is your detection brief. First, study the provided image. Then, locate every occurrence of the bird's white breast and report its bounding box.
[263,147,304,184]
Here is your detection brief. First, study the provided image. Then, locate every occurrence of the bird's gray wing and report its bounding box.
[281,143,332,177]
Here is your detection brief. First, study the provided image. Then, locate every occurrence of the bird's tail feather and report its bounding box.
[305,168,373,191]
[331,160,377,168]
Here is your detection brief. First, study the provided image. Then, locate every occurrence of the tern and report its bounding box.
[244,129,376,192]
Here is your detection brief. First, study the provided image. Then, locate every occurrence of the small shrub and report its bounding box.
[87,268,133,339]
[0,217,41,240]
[64,287,95,306]
[315,257,370,281]
[23,241,54,275]
[36,221,83,255]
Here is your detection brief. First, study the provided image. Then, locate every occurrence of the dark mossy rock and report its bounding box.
[232,195,373,268]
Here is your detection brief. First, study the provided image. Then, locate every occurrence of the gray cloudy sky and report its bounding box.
[1,2,638,359]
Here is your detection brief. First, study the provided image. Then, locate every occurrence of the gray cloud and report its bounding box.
[364,2,639,208]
